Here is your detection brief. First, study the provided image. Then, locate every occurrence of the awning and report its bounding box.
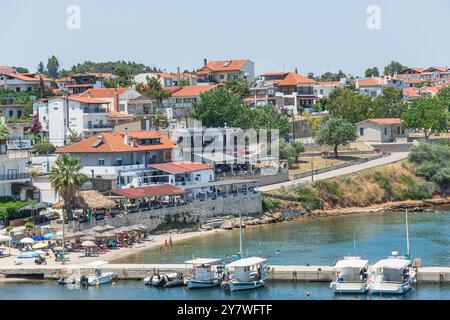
[111,184,187,199]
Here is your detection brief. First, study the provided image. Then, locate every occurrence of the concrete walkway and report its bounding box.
[259,152,409,192]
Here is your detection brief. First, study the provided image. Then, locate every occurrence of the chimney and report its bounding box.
[204,58,208,66]
[124,128,129,145]
[295,68,298,74]
[114,88,119,113]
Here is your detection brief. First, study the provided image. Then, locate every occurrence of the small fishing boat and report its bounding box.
[80,269,115,286]
[368,209,417,295]
[57,276,77,285]
[185,258,225,289]
[368,252,416,295]
[221,257,269,292]
[143,272,184,288]
[330,256,369,294]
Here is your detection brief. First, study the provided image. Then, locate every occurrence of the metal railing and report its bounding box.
[0,173,31,181]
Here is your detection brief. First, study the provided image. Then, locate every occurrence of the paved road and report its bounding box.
[258,152,409,192]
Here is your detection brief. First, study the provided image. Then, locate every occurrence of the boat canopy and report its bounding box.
[185,258,223,265]
[226,257,267,268]
[372,258,410,270]
[335,258,369,269]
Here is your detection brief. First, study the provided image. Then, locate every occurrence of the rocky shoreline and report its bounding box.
[203,196,450,230]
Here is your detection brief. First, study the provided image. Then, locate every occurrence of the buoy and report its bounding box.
[112,282,116,286]
[306,291,311,297]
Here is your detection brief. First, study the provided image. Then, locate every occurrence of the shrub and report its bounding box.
[24,222,35,229]
[312,180,341,206]
[262,197,281,212]
[372,171,394,199]
[32,141,56,155]
[290,185,322,210]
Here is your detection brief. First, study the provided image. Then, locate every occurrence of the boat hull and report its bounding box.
[330,282,368,294]
[222,280,265,292]
[187,279,222,289]
[84,273,114,286]
[369,281,412,295]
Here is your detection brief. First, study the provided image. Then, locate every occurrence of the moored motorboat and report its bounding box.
[221,257,269,292]
[368,252,416,295]
[330,256,369,294]
[185,258,225,289]
[144,272,184,287]
[80,269,115,286]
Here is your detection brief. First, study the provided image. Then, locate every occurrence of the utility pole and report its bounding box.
[311,159,314,181]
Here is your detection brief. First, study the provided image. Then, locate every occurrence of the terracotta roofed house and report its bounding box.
[196,59,254,84]
[356,118,408,143]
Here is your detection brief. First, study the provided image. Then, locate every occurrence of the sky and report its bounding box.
[0,0,449,77]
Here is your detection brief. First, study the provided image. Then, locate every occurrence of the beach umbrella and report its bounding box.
[71,231,86,238]
[81,241,96,247]
[0,235,12,242]
[32,242,48,249]
[32,236,45,241]
[100,232,115,238]
[80,235,96,242]
[102,225,115,231]
[43,233,55,239]
[90,226,106,233]
[19,202,51,212]
[18,251,40,259]
[34,250,45,255]
[20,237,34,244]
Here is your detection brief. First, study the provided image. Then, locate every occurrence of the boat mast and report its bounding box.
[239,210,243,259]
[406,209,410,259]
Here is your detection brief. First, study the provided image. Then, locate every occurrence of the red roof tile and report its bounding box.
[111,184,186,199]
[79,87,129,99]
[149,162,213,174]
[359,118,401,125]
[273,72,317,86]
[171,85,218,97]
[56,131,175,153]
[67,96,108,104]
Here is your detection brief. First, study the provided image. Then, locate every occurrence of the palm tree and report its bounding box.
[49,153,88,263]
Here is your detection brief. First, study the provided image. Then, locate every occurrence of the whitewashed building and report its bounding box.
[196,59,255,85]
[356,118,408,143]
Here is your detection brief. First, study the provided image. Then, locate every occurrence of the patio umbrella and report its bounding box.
[102,225,115,231]
[43,233,55,239]
[71,231,86,238]
[32,242,48,249]
[20,237,34,244]
[81,241,96,247]
[0,235,12,242]
[90,226,106,233]
[80,236,96,242]
[32,236,45,241]
[19,202,51,212]
[100,232,115,238]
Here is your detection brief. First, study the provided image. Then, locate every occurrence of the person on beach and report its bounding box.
[164,239,168,247]
[169,237,172,246]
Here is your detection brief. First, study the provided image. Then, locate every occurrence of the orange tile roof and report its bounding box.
[273,72,317,86]
[56,131,175,154]
[318,81,340,86]
[262,72,289,77]
[111,184,186,199]
[197,59,249,74]
[358,118,401,125]
[149,161,213,174]
[3,72,51,82]
[109,111,135,119]
[357,77,387,86]
[67,96,108,104]
[424,66,447,72]
[403,87,420,97]
[56,77,74,82]
[399,68,425,74]
[79,87,129,99]
[171,85,218,97]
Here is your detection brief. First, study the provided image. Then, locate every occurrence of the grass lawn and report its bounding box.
[288,154,371,174]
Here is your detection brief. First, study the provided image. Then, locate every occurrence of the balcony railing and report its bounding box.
[0,173,31,181]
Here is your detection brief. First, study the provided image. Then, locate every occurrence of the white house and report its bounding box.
[195,59,255,85]
[0,72,51,93]
[356,118,408,143]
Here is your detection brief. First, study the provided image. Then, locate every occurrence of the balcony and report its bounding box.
[83,107,109,114]
[0,173,31,183]
[85,124,114,131]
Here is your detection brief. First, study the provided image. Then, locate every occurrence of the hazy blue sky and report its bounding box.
[1,0,449,76]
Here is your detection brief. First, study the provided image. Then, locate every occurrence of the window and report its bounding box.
[116,158,122,166]
[220,74,225,80]
[98,158,105,166]
[9,110,13,117]
[27,87,32,91]
[16,87,20,92]
[359,128,364,136]
[397,127,401,134]
[17,110,22,118]
[384,127,387,135]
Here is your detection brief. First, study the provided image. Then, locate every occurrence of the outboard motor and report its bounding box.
[80,275,89,287]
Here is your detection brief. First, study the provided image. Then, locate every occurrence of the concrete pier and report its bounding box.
[1,264,449,284]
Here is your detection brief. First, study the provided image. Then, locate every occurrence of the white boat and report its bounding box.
[330,256,369,294]
[144,272,184,287]
[368,252,416,295]
[80,270,115,286]
[221,257,269,292]
[185,258,225,289]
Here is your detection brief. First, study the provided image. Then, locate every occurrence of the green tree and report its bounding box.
[436,86,450,111]
[32,141,56,155]
[318,70,346,82]
[13,66,29,73]
[383,61,406,76]
[249,105,290,137]
[365,67,380,77]
[37,61,45,74]
[191,88,249,128]
[290,141,305,163]
[315,117,358,158]
[279,140,296,164]
[0,125,9,139]
[49,154,88,221]
[141,76,171,107]
[372,87,405,118]
[401,97,448,140]
[46,55,60,78]
[325,87,373,123]
[176,78,190,86]
[224,79,250,99]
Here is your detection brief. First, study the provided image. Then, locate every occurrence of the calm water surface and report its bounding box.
[0,211,448,300]
[114,211,450,266]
